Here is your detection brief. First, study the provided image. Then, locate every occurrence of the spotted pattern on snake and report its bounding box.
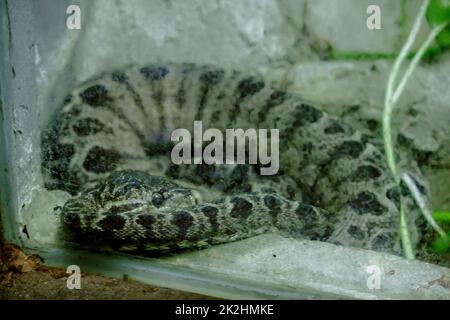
[41,63,428,254]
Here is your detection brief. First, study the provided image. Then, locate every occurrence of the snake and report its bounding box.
[41,63,428,254]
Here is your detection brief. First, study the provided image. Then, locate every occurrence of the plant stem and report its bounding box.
[402,173,448,239]
[384,20,448,259]
[383,0,430,259]
[391,22,448,107]
[399,203,415,258]
[384,0,430,114]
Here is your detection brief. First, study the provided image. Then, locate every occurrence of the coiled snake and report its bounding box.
[41,63,427,254]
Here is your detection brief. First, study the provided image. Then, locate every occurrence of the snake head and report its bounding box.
[92,170,198,210]
[60,170,199,245]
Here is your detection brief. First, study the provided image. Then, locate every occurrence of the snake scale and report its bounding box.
[41,63,428,254]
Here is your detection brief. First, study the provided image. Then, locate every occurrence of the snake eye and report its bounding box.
[151,192,165,207]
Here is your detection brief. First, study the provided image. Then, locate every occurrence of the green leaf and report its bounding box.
[426,0,450,49]
[427,0,450,24]
[429,212,450,253]
[435,26,450,49]
[432,211,450,223]
[430,233,450,254]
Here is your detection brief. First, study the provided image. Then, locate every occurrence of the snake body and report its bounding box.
[41,63,427,254]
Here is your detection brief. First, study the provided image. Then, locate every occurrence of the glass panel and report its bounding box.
[1,0,449,299]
